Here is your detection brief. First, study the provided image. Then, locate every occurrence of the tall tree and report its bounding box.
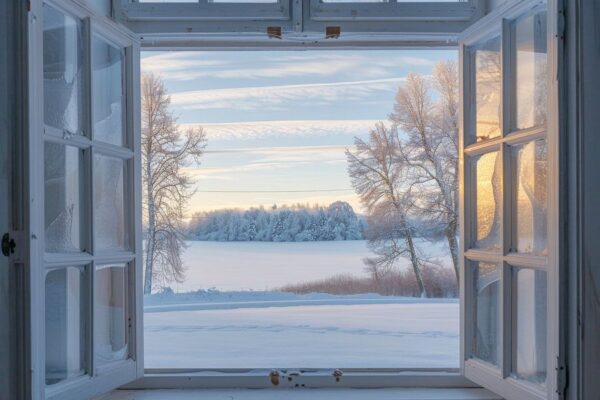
[390,61,460,282]
[141,72,207,294]
[346,123,427,297]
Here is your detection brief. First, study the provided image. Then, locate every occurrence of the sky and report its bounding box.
[141,50,456,214]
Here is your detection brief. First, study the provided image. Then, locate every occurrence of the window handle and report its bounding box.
[1,233,16,257]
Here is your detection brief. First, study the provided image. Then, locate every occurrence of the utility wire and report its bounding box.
[195,189,355,193]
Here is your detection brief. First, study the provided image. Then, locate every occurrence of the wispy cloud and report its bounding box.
[184,144,352,178]
[180,119,382,141]
[141,52,435,82]
[170,78,403,111]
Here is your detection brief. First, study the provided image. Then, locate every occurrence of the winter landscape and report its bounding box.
[141,50,461,369]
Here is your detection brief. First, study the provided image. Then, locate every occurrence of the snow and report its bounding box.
[168,239,451,292]
[145,302,458,369]
[144,240,458,369]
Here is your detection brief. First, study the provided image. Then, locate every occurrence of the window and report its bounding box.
[36,1,141,398]
[460,3,557,399]
[141,49,461,370]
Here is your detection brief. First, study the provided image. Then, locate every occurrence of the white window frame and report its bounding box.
[117,0,485,45]
[21,0,566,398]
[458,1,561,399]
[27,0,143,398]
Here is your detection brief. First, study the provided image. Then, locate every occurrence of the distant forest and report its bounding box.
[187,201,364,242]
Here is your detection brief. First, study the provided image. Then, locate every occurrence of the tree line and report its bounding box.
[187,201,364,242]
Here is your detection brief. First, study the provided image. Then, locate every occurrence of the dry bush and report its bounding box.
[280,265,457,298]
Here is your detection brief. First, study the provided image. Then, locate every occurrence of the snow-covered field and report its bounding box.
[144,240,459,369]
[168,239,451,292]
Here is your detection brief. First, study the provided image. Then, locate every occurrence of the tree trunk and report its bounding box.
[144,158,155,295]
[445,221,460,284]
[404,231,427,297]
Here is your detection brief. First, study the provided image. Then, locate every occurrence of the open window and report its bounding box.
[27,0,143,398]
[20,0,563,399]
[459,1,559,399]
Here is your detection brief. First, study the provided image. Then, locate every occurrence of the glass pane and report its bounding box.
[515,10,548,130]
[512,268,547,384]
[44,143,83,253]
[471,151,502,251]
[95,264,128,366]
[472,262,501,366]
[43,4,84,136]
[471,35,502,142]
[512,140,548,255]
[45,267,87,385]
[94,154,127,251]
[92,36,124,146]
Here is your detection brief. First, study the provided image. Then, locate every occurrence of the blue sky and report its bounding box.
[141,50,456,213]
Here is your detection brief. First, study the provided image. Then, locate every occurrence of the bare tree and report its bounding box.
[346,123,427,297]
[141,72,207,294]
[390,62,460,283]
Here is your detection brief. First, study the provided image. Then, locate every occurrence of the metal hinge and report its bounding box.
[556,357,568,398]
[557,0,566,41]
[1,233,16,257]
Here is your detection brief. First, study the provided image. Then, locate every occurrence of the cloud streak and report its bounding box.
[181,119,383,141]
[141,52,435,82]
[170,78,404,111]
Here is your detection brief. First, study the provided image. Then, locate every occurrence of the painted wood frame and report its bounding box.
[26,0,143,398]
[118,0,485,41]
[458,1,561,399]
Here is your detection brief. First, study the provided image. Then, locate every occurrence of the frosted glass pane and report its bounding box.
[512,140,548,255]
[43,4,84,136]
[515,11,547,130]
[95,264,128,366]
[94,154,127,251]
[44,143,82,253]
[472,35,502,142]
[472,262,501,366]
[472,151,502,251]
[45,267,87,385]
[512,268,547,384]
[92,36,124,146]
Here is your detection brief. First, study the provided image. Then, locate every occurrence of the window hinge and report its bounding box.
[557,0,566,41]
[1,233,16,258]
[556,357,568,398]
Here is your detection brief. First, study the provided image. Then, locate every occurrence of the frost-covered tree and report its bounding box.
[346,123,427,297]
[390,61,459,282]
[187,202,363,242]
[142,72,207,294]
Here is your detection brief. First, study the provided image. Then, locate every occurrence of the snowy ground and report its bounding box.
[144,240,459,369]
[145,294,459,369]
[169,240,451,292]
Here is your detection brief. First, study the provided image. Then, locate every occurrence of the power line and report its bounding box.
[195,189,355,193]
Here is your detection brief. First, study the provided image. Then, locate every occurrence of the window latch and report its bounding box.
[1,233,16,257]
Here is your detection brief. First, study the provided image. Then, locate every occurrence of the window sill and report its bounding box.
[97,388,502,400]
